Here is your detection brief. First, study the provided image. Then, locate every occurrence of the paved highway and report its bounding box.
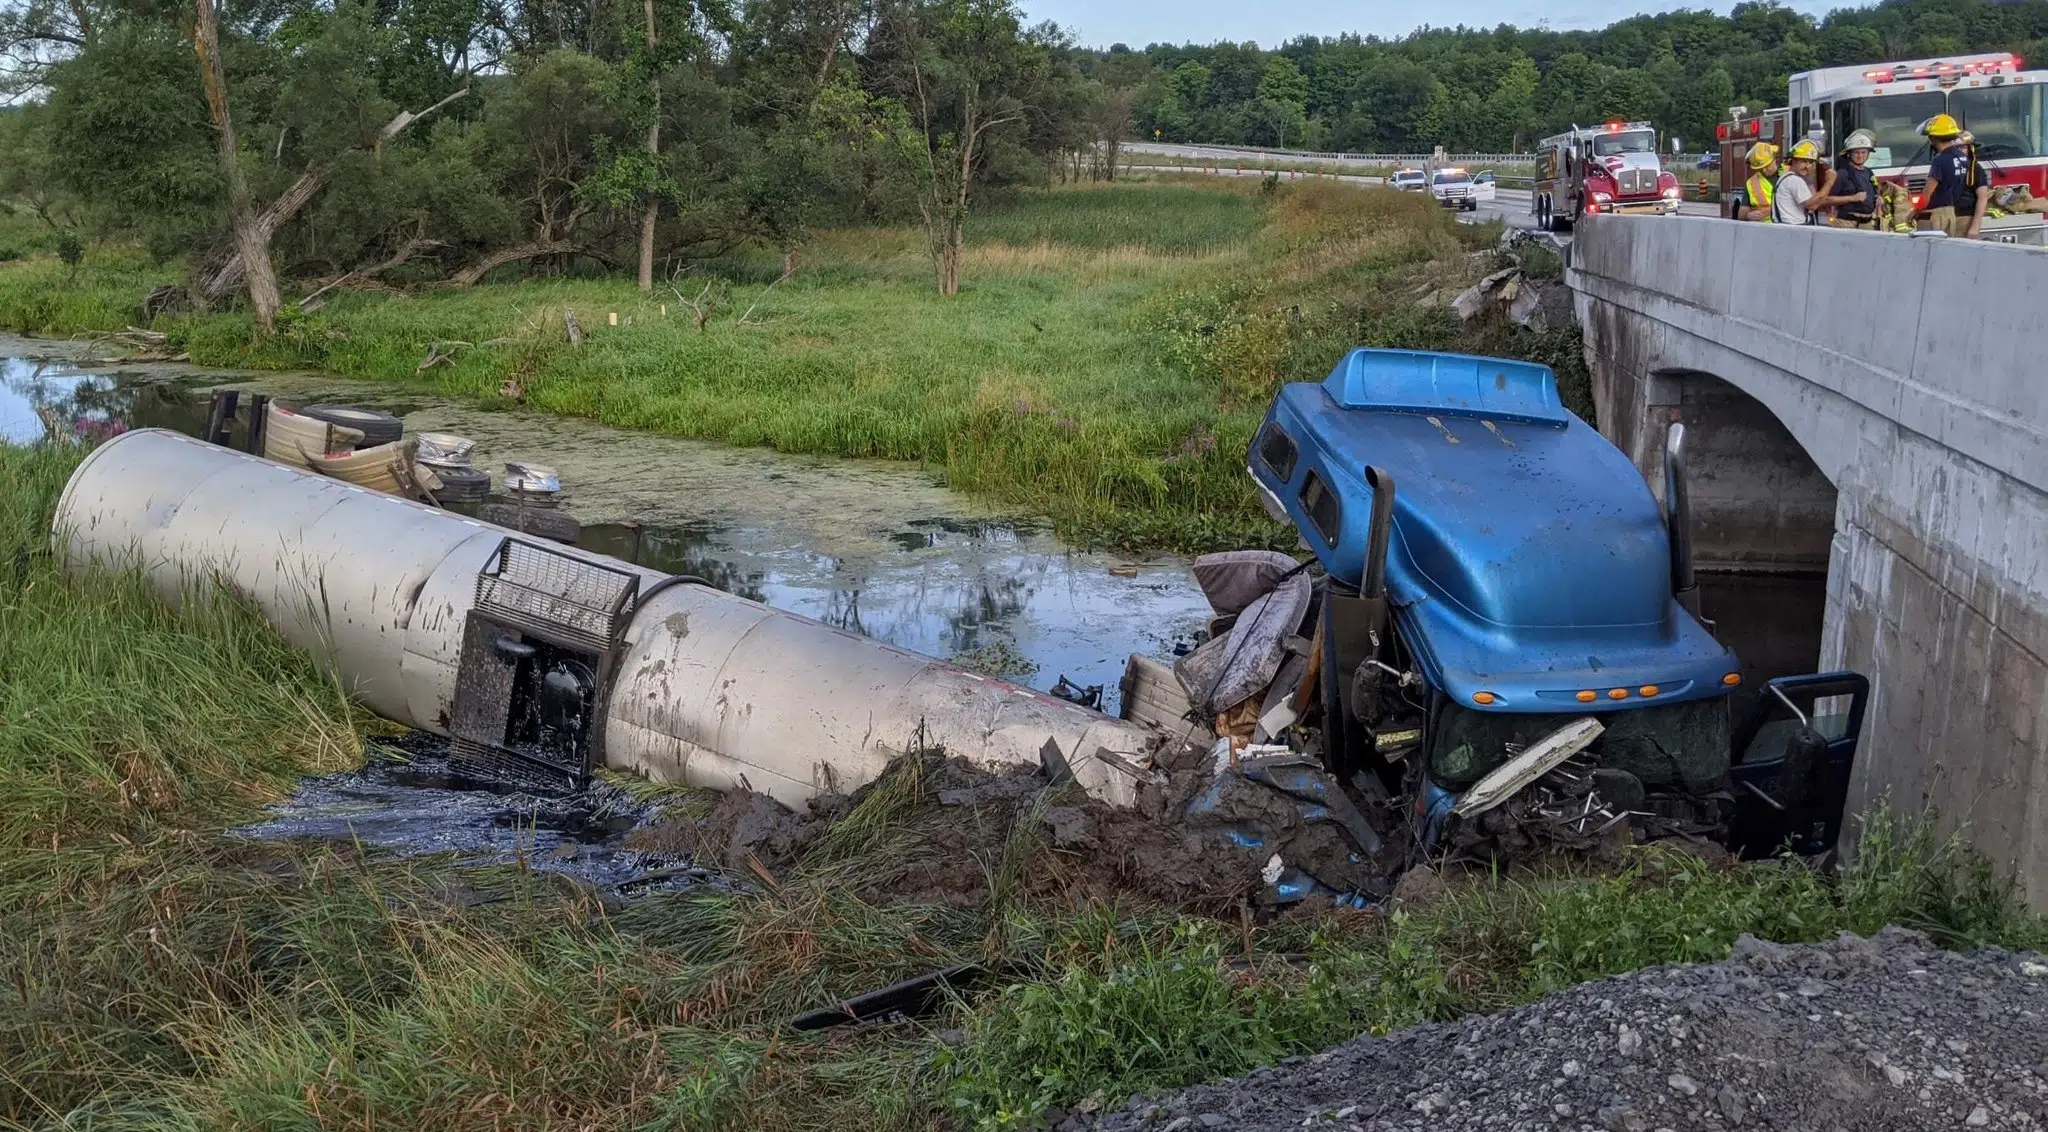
[1121,164,1716,241]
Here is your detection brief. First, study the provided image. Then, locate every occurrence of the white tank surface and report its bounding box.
[52,429,1161,807]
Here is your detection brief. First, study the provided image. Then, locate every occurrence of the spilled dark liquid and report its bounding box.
[233,733,715,893]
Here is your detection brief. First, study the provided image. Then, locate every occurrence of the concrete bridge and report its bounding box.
[1568,217,2048,902]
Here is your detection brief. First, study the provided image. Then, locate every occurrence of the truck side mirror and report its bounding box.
[1773,724,1828,809]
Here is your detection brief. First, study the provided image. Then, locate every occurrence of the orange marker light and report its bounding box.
[1576,690,1598,703]
[1722,673,1743,687]
[1607,688,1629,700]
[1639,685,1661,697]
[1473,691,1498,706]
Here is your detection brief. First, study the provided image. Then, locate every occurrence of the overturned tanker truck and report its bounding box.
[48,345,1867,904]
[1190,347,1869,864]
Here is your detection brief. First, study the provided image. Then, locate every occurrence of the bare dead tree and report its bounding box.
[192,0,281,330]
[637,0,659,292]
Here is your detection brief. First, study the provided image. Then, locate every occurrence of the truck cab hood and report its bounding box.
[1252,349,1737,711]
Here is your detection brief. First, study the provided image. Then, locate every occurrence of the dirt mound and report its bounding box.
[630,747,1402,912]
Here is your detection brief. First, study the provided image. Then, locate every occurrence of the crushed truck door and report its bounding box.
[1726,672,1869,860]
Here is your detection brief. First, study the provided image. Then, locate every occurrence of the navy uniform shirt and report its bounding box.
[1925,145,1972,210]
[1832,163,1878,218]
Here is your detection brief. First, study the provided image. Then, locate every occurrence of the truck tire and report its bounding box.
[429,465,491,503]
[297,405,403,447]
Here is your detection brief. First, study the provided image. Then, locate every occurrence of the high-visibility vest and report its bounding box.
[1746,173,1777,222]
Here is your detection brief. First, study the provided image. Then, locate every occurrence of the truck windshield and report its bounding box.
[1832,91,1947,169]
[1592,130,1655,156]
[1431,698,1733,792]
[1953,83,2044,161]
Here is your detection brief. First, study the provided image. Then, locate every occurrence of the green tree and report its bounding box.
[1487,54,1539,151]
[877,0,1052,296]
[1256,55,1307,107]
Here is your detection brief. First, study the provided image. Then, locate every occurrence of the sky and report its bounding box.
[1019,1,1837,50]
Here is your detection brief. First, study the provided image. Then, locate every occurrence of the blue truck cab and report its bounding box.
[1249,347,1864,857]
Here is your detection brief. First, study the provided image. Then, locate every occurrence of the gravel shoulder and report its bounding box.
[1095,929,2048,1131]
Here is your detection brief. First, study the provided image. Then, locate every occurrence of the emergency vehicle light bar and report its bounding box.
[1863,55,2020,83]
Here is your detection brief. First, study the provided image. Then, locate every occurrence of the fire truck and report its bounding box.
[1531,121,1683,231]
[1714,108,1791,219]
[1718,52,2046,216]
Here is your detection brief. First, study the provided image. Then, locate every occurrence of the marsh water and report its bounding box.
[1,335,1212,706]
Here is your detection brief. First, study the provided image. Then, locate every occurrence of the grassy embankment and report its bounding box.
[0,178,1582,551]
[4,440,2045,1130]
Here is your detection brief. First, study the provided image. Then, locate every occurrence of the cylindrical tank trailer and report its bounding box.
[51,429,1159,806]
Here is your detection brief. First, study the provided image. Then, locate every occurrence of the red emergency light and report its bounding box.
[1865,55,2020,84]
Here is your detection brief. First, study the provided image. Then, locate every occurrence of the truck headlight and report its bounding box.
[1661,187,1682,199]
[1591,191,1613,203]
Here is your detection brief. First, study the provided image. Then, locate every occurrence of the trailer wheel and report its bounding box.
[429,465,491,503]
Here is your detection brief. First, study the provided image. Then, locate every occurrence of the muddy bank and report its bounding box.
[631,746,1402,913]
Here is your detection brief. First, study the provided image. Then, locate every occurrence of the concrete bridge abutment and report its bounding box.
[1569,216,2048,903]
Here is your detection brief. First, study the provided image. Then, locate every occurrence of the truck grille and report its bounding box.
[1617,168,1657,196]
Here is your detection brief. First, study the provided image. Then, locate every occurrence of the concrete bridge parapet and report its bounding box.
[1568,216,2048,902]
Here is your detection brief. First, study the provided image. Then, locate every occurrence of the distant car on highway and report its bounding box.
[1391,168,1428,191]
[1698,151,1721,171]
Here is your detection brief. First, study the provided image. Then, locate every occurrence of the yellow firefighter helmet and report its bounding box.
[1920,113,1962,139]
[1746,142,1779,171]
[1786,139,1821,161]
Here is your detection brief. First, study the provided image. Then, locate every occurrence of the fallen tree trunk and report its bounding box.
[299,235,444,311]
[450,239,582,287]
[193,88,469,306]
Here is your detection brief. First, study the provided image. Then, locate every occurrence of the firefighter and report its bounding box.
[1960,132,2008,221]
[1773,140,1822,225]
[1918,113,1989,238]
[1816,130,1881,229]
[1736,142,1779,222]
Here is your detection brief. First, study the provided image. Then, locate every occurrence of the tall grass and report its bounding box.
[966,183,1265,253]
[0,179,1548,550]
